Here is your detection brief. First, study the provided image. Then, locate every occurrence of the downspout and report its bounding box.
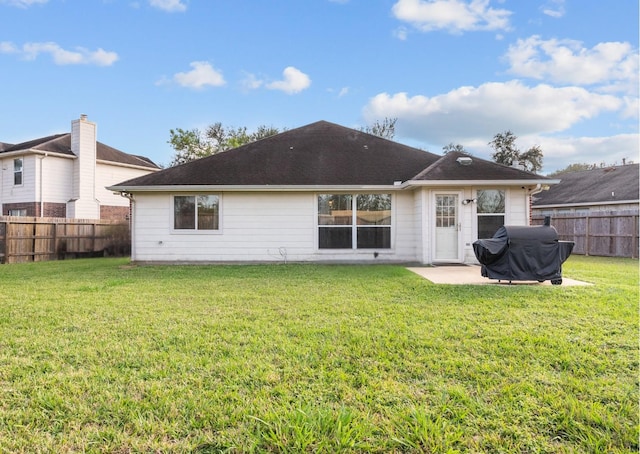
[527,184,549,225]
[118,192,135,261]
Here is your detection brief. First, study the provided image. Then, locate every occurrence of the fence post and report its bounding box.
[631,215,640,258]
[585,214,590,256]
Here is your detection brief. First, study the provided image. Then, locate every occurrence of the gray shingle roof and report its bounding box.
[412,151,545,181]
[0,133,159,169]
[116,121,441,187]
[112,121,551,189]
[533,164,639,206]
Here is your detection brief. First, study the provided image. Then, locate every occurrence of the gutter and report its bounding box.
[108,179,561,193]
[96,159,161,172]
[0,149,74,160]
[107,184,404,193]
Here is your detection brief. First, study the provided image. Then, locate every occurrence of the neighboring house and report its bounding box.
[532,164,639,216]
[109,121,556,264]
[0,115,160,220]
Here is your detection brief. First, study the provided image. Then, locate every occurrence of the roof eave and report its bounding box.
[0,149,75,159]
[107,184,407,193]
[405,179,560,187]
[96,159,160,172]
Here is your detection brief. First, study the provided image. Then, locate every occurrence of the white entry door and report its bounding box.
[434,193,461,262]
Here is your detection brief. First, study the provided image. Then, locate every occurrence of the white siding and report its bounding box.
[70,117,99,219]
[96,163,155,207]
[0,155,37,203]
[132,191,420,263]
[40,156,74,203]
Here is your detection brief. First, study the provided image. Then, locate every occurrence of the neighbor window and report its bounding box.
[476,189,505,238]
[13,158,23,186]
[8,208,27,216]
[174,195,219,230]
[318,194,391,249]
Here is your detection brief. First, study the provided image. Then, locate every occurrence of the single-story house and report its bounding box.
[532,163,639,216]
[109,121,556,264]
[0,115,160,220]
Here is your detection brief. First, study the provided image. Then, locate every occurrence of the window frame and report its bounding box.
[317,193,392,250]
[171,194,222,234]
[476,189,506,239]
[13,158,23,186]
[8,208,27,217]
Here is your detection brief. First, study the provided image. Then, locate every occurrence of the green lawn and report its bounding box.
[0,256,637,453]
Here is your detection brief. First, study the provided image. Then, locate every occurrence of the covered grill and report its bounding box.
[472,219,574,285]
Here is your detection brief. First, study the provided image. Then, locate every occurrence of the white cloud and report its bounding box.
[0,0,47,7]
[541,0,565,18]
[172,61,225,89]
[362,81,638,172]
[505,36,639,92]
[0,41,118,66]
[149,0,186,12]
[391,0,512,34]
[266,66,311,94]
[240,72,264,91]
[526,134,639,173]
[393,26,409,40]
[363,81,622,143]
[0,41,17,53]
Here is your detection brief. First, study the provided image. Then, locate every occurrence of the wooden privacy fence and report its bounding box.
[0,216,130,264]
[532,211,639,258]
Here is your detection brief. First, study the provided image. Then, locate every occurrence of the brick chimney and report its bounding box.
[68,114,100,219]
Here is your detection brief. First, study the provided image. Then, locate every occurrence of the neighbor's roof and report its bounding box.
[111,121,550,190]
[533,164,640,206]
[0,133,159,169]
[0,142,13,152]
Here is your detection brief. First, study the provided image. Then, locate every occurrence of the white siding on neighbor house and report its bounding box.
[70,117,99,219]
[0,155,37,203]
[40,156,74,203]
[131,191,421,263]
[96,163,155,208]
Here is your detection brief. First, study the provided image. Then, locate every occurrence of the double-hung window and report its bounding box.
[173,195,219,231]
[13,158,23,186]
[318,194,391,249]
[476,189,505,238]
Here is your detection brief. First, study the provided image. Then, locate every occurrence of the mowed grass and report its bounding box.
[0,256,637,453]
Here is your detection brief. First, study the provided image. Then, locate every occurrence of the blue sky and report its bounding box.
[1,0,637,174]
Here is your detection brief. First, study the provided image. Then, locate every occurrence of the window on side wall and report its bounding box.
[173,195,219,231]
[476,189,505,239]
[14,158,23,186]
[318,194,391,249]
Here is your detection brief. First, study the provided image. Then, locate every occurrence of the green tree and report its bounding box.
[360,117,397,140]
[489,130,544,173]
[168,122,282,167]
[442,143,467,154]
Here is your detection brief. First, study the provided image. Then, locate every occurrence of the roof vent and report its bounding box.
[456,156,472,166]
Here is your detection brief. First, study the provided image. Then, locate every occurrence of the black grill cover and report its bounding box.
[473,225,574,283]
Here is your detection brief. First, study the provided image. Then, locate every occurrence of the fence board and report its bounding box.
[532,211,639,258]
[0,216,130,264]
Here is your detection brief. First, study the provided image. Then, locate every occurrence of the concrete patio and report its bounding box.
[407,265,591,286]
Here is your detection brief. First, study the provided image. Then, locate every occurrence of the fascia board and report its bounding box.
[106,184,405,193]
[405,179,560,187]
[0,149,75,159]
[97,159,161,172]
